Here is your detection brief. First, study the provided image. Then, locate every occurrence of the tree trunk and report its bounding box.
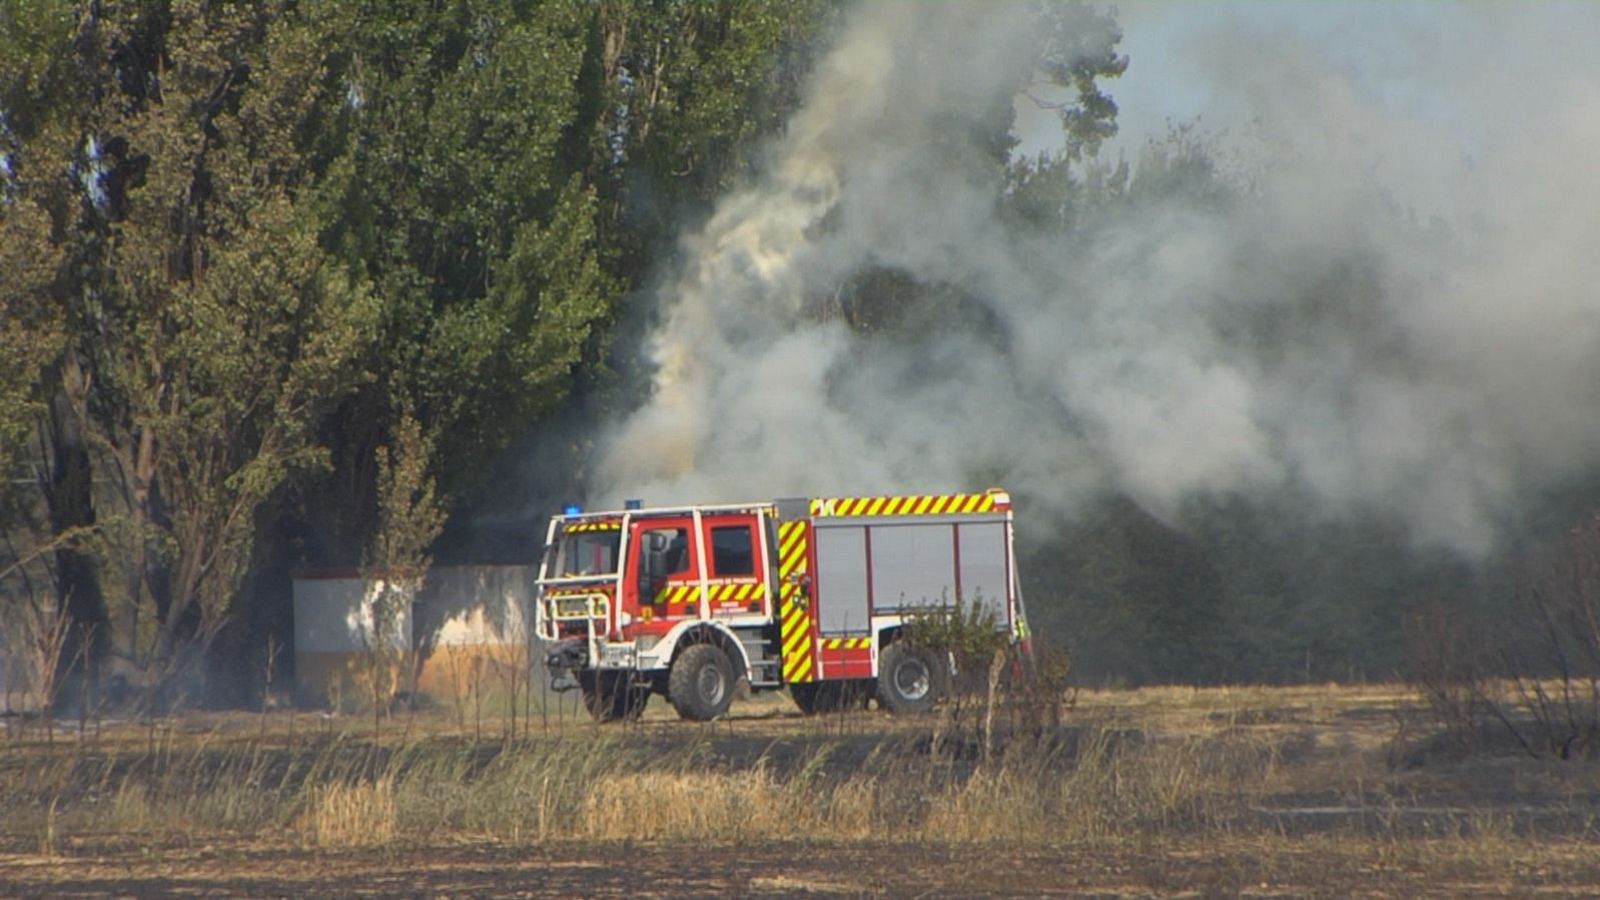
[45,357,108,706]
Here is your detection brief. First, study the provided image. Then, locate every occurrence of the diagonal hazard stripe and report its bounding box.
[781,609,805,640]
[779,524,805,562]
[782,621,810,656]
[782,535,808,574]
[788,654,813,682]
[808,492,1004,517]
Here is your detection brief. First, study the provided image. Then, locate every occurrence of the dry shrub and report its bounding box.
[1403,596,1493,751]
[1405,518,1600,761]
[301,777,397,847]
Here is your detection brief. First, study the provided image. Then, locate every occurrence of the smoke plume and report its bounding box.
[596,1,1600,555]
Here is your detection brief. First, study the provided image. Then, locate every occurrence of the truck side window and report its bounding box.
[665,529,690,574]
[640,527,690,575]
[710,525,754,576]
[638,526,691,599]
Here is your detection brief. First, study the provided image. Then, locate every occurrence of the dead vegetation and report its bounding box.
[1405,517,1600,762]
[1,682,1598,895]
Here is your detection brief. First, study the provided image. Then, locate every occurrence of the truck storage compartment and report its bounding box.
[812,517,1011,625]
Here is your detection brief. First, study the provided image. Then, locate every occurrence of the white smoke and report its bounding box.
[596,1,1600,555]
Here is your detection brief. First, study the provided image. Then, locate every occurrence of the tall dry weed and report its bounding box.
[301,777,397,847]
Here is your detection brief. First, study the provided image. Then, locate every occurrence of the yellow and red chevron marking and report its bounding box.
[821,637,872,651]
[652,581,767,605]
[777,519,815,683]
[808,493,997,518]
[564,520,622,533]
[710,581,767,603]
[652,583,698,606]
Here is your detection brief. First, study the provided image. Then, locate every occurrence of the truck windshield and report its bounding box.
[557,529,621,577]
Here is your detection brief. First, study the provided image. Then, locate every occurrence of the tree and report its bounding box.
[298,0,833,567]
[360,409,444,727]
[2,0,114,688]
[3,1,377,699]
[294,0,618,568]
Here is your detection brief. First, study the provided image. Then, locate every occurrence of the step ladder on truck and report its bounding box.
[534,489,1031,720]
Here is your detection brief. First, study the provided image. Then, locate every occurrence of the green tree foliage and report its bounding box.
[299,0,829,566]
[591,0,834,260]
[2,0,834,700]
[3,1,377,694]
[1,0,109,673]
[303,0,609,546]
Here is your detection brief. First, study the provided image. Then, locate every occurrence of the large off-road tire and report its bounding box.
[791,680,871,715]
[669,643,735,721]
[579,671,650,722]
[876,642,948,714]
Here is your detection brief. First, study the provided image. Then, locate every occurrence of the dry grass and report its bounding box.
[1,683,1598,895]
[301,777,396,847]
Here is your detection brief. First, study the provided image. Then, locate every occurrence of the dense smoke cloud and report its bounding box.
[596,1,1600,555]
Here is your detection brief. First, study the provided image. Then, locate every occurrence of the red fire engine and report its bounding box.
[534,489,1030,720]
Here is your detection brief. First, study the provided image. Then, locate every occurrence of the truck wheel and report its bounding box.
[877,642,947,714]
[580,671,649,721]
[669,643,735,721]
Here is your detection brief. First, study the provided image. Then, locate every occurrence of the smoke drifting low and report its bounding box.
[597,2,1600,555]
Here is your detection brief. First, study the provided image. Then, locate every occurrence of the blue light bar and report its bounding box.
[563,504,582,516]
[625,499,642,510]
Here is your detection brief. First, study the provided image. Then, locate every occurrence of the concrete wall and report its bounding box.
[293,566,534,706]
[413,566,534,698]
[292,574,414,706]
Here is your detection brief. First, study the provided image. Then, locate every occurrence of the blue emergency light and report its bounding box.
[625,499,643,510]
[563,504,582,516]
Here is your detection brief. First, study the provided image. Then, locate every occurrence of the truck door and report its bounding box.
[698,512,769,618]
[624,516,701,624]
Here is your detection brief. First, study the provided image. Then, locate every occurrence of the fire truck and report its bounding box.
[534,489,1030,720]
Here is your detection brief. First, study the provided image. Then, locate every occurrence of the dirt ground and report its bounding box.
[4,684,1600,897]
[5,836,1600,898]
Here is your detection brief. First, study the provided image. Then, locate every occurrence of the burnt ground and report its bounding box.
[5,836,1600,898]
[4,686,1600,897]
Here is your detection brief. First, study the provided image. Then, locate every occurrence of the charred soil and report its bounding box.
[2,684,1598,897]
